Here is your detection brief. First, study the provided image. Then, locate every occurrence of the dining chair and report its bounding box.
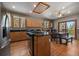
[59,33,73,45]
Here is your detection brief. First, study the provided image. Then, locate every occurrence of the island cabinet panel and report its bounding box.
[10,32,27,42]
[34,35,50,56]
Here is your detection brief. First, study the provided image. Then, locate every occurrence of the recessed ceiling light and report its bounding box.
[12,6,15,9]
[34,4,36,7]
[62,7,65,9]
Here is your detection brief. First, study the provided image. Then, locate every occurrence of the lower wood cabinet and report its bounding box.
[28,35,50,56]
[10,32,27,42]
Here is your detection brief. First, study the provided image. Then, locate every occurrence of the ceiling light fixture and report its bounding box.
[34,4,36,7]
[62,7,65,9]
[58,14,62,17]
[12,6,15,9]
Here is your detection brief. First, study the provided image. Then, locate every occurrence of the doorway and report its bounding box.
[58,20,77,39]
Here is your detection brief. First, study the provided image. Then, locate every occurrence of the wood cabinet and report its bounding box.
[34,35,50,56]
[27,18,43,28]
[28,34,50,56]
[10,32,27,42]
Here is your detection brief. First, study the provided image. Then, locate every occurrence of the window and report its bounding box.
[13,16,20,28]
[12,15,26,29]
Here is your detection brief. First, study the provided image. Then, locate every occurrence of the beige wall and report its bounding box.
[54,14,79,39]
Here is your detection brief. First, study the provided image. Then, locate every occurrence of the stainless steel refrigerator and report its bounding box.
[0,5,11,56]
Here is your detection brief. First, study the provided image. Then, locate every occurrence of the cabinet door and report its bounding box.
[27,19,43,28]
[27,19,32,27]
[34,36,50,56]
[10,32,27,42]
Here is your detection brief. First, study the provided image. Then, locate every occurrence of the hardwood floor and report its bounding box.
[10,39,79,56]
[10,40,30,56]
[51,40,79,56]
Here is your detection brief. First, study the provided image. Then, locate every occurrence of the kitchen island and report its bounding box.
[27,31,51,56]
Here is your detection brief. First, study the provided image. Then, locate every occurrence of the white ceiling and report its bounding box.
[2,2,79,19]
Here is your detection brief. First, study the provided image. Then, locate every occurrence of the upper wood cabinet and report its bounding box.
[11,14,53,29]
[27,18,43,28]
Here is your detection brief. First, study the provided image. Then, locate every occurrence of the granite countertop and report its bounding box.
[27,31,49,36]
[10,29,49,36]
